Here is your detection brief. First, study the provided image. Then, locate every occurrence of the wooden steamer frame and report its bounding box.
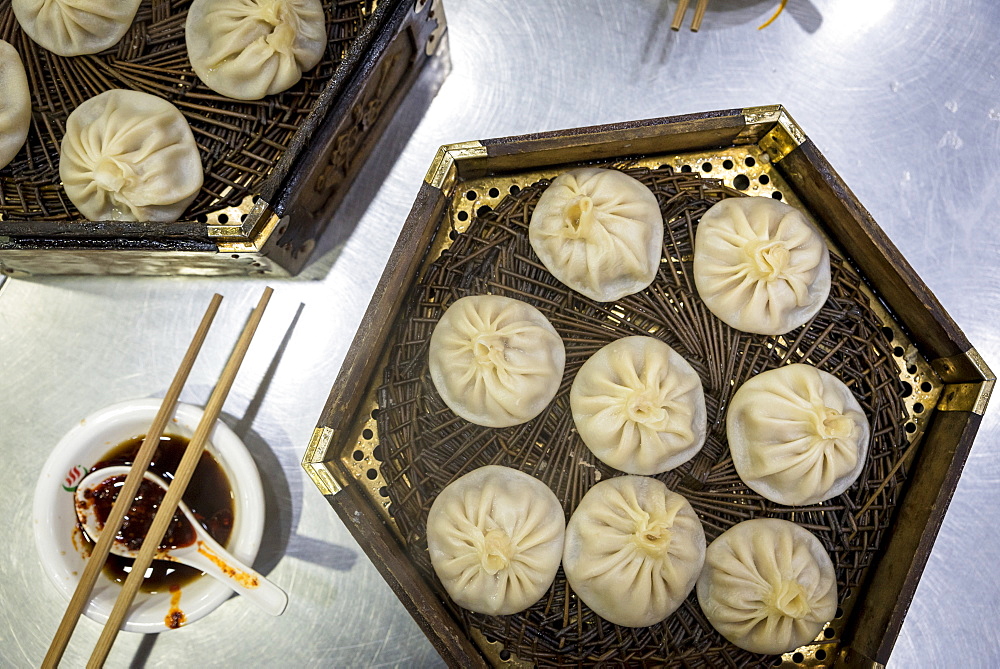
[0,0,447,277]
[302,106,994,667]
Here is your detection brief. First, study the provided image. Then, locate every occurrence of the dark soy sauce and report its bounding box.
[81,434,235,594]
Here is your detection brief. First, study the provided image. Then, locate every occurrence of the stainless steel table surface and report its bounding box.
[2,1,997,667]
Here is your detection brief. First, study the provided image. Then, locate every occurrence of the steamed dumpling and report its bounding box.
[529,168,664,302]
[12,0,141,57]
[59,90,203,222]
[428,295,565,428]
[426,466,565,616]
[186,0,327,100]
[727,364,870,506]
[0,40,30,170]
[697,518,837,655]
[570,336,706,475]
[563,476,705,627]
[693,197,830,335]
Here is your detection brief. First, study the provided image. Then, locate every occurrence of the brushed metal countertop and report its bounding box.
[2,1,997,666]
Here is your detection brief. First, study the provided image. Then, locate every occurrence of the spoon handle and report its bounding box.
[174,532,288,617]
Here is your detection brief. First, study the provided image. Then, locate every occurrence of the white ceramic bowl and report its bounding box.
[33,399,265,633]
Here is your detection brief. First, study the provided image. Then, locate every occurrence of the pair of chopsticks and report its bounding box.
[671,0,788,32]
[671,0,710,32]
[42,287,273,668]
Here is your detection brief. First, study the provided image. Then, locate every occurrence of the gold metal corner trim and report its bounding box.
[932,348,995,415]
[423,145,452,187]
[752,107,806,164]
[424,141,487,190]
[207,226,247,239]
[777,109,807,146]
[742,104,784,126]
[207,195,276,246]
[250,213,284,248]
[216,214,283,255]
[302,427,346,495]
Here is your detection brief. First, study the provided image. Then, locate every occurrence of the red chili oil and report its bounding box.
[78,434,235,594]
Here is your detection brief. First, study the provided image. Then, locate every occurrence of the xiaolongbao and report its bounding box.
[697,518,837,655]
[0,40,30,170]
[529,167,663,302]
[570,336,706,475]
[727,364,870,506]
[186,0,327,100]
[693,197,830,335]
[428,295,565,428]
[563,476,705,627]
[426,466,565,616]
[11,0,141,57]
[59,90,203,222]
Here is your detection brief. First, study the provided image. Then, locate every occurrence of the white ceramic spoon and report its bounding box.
[75,466,287,616]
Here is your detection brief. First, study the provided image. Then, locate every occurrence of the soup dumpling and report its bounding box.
[0,40,30,170]
[571,336,706,475]
[727,363,870,506]
[563,475,705,627]
[693,196,830,335]
[428,295,565,428]
[426,465,565,616]
[697,518,837,655]
[59,90,203,222]
[186,0,327,100]
[529,167,664,302]
[12,0,141,57]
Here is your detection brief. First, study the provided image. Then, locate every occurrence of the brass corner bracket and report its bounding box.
[744,105,807,164]
[933,348,995,415]
[424,141,488,191]
[302,426,348,496]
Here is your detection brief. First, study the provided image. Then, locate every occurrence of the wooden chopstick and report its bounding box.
[671,0,711,32]
[87,287,273,668]
[42,294,224,669]
[670,0,691,30]
[691,0,710,32]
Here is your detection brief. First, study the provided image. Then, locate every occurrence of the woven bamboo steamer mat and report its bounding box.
[0,0,374,222]
[374,166,909,667]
